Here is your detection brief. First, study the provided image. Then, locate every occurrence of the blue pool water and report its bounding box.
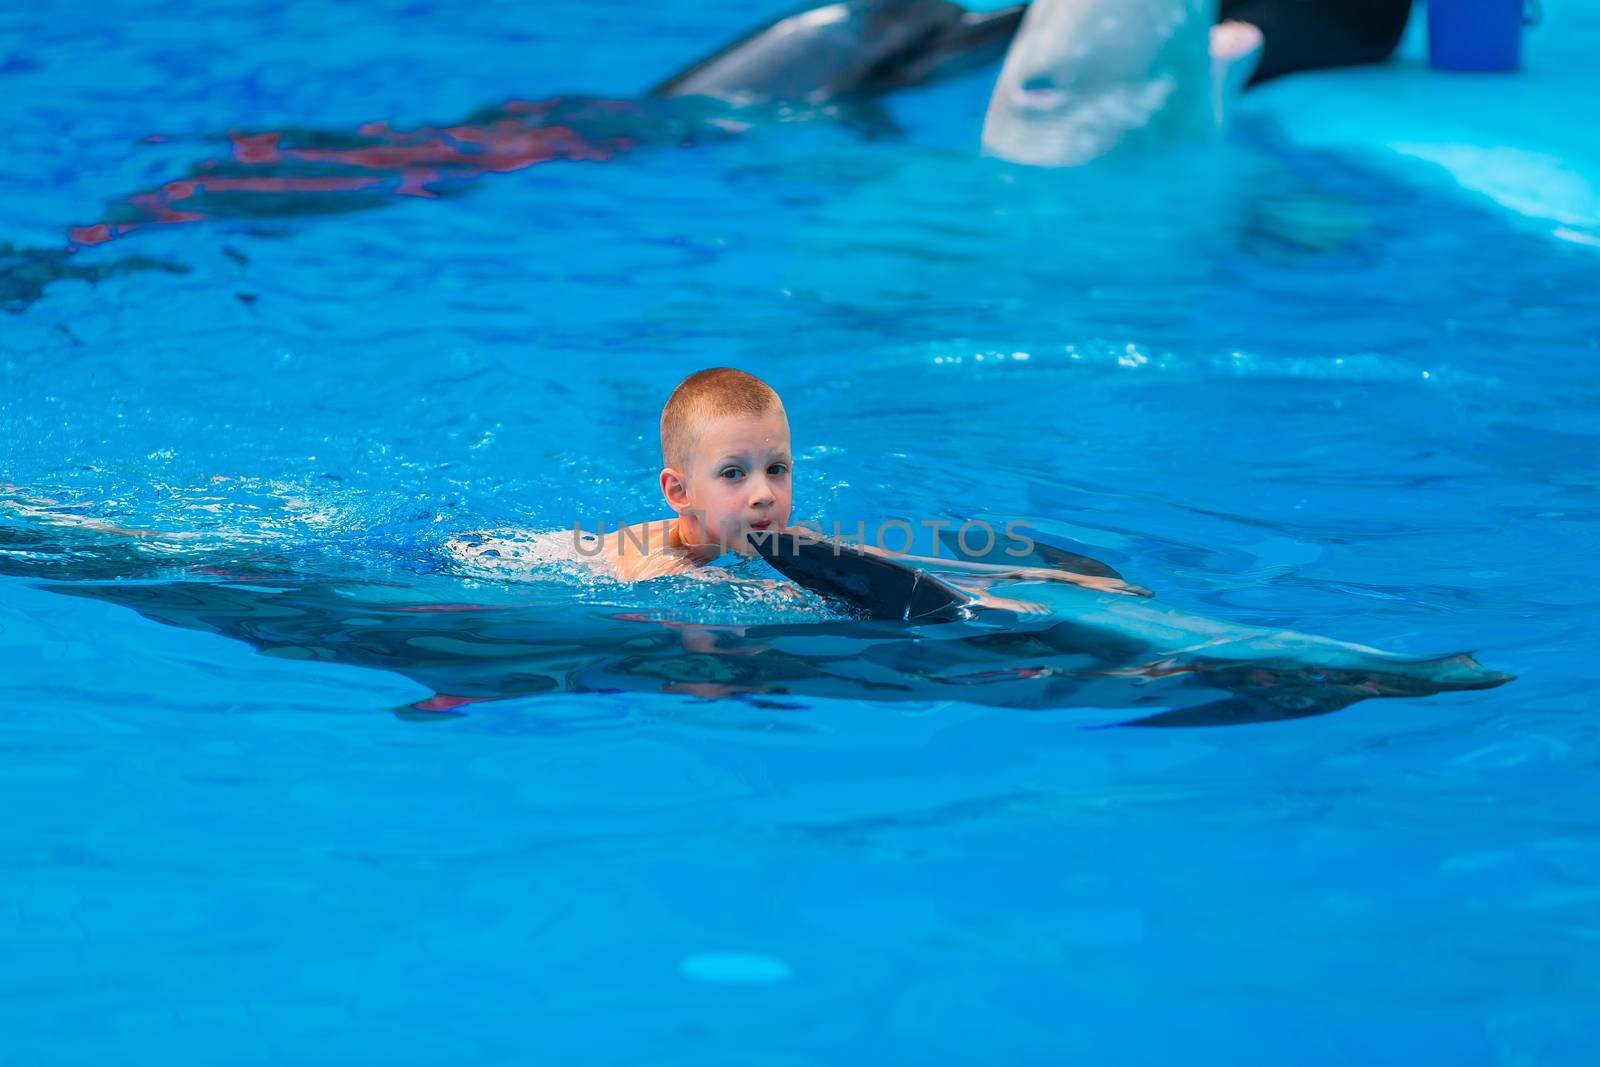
[3,1,1599,1063]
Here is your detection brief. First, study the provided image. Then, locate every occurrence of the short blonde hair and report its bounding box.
[660,368,783,471]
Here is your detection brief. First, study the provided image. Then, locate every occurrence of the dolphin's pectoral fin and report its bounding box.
[936,526,1126,581]
[1101,693,1339,729]
[1032,545,1124,581]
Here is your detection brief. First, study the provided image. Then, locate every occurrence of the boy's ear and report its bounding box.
[659,467,689,511]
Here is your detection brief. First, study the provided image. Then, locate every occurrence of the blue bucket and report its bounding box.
[1428,0,1539,72]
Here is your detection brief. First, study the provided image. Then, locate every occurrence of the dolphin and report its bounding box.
[751,526,1515,726]
[653,0,1027,105]
[981,0,1227,166]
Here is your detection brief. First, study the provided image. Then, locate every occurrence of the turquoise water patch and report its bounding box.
[680,952,795,985]
[1245,4,1600,242]
[2,1,1598,1064]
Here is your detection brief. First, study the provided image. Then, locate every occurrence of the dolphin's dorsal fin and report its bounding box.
[935,525,1125,580]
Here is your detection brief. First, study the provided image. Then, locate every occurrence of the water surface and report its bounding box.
[2,1,1597,1063]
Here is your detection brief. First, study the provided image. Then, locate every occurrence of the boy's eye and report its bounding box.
[720,467,745,479]
[767,464,789,476]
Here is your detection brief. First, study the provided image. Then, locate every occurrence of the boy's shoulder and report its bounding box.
[605,519,697,582]
[444,520,701,583]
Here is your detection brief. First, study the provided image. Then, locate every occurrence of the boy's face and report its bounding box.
[666,407,792,554]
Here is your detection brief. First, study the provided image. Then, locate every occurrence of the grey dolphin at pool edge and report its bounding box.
[981,0,1260,166]
[751,528,1514,727]
[652,0,1028,106]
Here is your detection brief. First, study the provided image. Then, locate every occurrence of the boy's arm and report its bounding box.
[1,484,172,539]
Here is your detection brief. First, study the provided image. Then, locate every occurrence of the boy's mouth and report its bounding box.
[749,520,772,531]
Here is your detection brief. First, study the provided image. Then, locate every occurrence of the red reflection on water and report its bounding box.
[411,693,496,712]
[64,98,641,253]
[68,223,117,246]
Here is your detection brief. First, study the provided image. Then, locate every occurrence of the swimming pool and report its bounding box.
[3,1,1598,1063]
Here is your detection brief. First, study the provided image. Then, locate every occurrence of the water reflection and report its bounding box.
[1,95,758,312]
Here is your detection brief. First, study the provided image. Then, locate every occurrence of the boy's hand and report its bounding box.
[1004,567,1152,597]
[2,490,197,541]
[973,593,1050,617]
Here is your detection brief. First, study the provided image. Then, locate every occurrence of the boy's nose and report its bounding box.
[748,479,773,508]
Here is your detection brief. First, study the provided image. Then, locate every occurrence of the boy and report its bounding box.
[451,367,1143,600]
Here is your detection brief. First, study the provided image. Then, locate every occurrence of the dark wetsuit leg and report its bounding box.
[1221,0,1413,85]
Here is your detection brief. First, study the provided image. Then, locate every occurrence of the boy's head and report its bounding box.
[659,368,792,553]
